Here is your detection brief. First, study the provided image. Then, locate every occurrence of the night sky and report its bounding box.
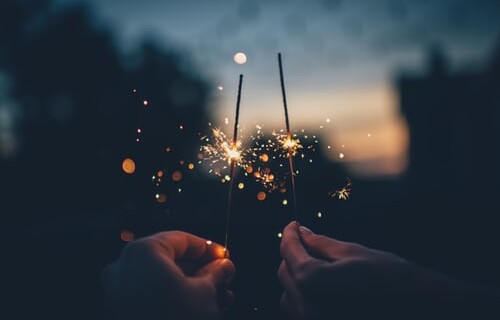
[55,0,500,175]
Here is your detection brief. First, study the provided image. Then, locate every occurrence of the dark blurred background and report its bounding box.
[1,0,500,319]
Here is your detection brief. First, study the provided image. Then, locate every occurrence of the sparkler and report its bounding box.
[278,53,299,221]
[223,74,244,254]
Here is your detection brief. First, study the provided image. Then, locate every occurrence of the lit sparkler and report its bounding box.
[222,74,244,254]
[278,53,299,220]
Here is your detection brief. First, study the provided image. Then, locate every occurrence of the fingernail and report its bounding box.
[299,226,313,235]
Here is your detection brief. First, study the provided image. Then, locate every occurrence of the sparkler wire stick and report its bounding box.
[278,53,298,222]
[223,74,243,254]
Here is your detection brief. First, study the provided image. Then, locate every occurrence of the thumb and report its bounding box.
[299,226,350,261]
[196,258,235,284]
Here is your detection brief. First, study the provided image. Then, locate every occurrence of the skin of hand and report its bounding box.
[278,221,499,320]
[101,231,235,320]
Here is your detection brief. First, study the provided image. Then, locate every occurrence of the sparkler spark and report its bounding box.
[200,127,251,175]
[329,179,352,200]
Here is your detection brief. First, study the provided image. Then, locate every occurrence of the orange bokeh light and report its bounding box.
[122,158,136,174]
[120,230,135,242]
[257,191,267,201]
[172,171,183,182]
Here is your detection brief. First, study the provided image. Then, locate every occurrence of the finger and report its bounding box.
[196,258,236,284]
[277,261,302,308]
[151,231,226,262]
[280,221,312,275]
[280,292,299,319]
[299,225,364,260]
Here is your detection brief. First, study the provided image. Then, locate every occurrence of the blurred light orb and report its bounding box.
[122,158,136,174]
[233,52,247,64]
[172,170,183,182]
[120,230,135,242]
[339,152,345,159]
[155,193,167,203]
[238,182,245,189]
[257,191,267,201]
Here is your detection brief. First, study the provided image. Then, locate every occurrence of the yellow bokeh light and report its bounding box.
[257,191,267,201]
[238,182,245,190]
[188,163,195,170]
[246,166,253,174]
[122,158,136,174]
[282,199,288,206]
[260,153,269,162]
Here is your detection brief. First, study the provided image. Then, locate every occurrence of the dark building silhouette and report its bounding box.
[394,43,500,288]
[398,44,500,209]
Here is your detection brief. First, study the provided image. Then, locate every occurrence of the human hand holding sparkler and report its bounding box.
[101,231,235,320]
[278,221,500,319]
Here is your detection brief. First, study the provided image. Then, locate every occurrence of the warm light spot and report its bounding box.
[260,153,269,162]
[280,187,287,193]
[224,117,229,125]
[367,133,372,138]
[172,171,183,182]
[339,153,345,159]
[238,182,245,190]
[227,147,240,163]
[282,199,288,206]
[120,230,135,242]
[122,158,136,174]
[143,100,148,106]
[224,175,231,181]
[217,86,223,91]
[206,240,213,245]
[246,166,253,174]
[165,147,172,152]
[136,138,140,143]
[157,170,164,177]
[317,212,322,218]
[179,125,184,130]
[137,128,142,134]
[179,160,185,165]
[325,118,331,123]
[132,88,137,93]
[233,52,247,64]
[277,232,283,238]
[257,191,267,201]
[155,193,167,203]
[188,163,195,170]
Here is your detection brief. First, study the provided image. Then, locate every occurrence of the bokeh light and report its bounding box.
[121,158,136,174]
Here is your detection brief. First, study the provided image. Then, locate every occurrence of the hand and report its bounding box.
[278,221,499,319]
[101,231,235,320]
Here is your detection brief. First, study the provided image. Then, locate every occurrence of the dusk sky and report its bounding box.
[57,0,500,176]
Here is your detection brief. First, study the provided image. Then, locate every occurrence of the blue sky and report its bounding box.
[56,0,500,176]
